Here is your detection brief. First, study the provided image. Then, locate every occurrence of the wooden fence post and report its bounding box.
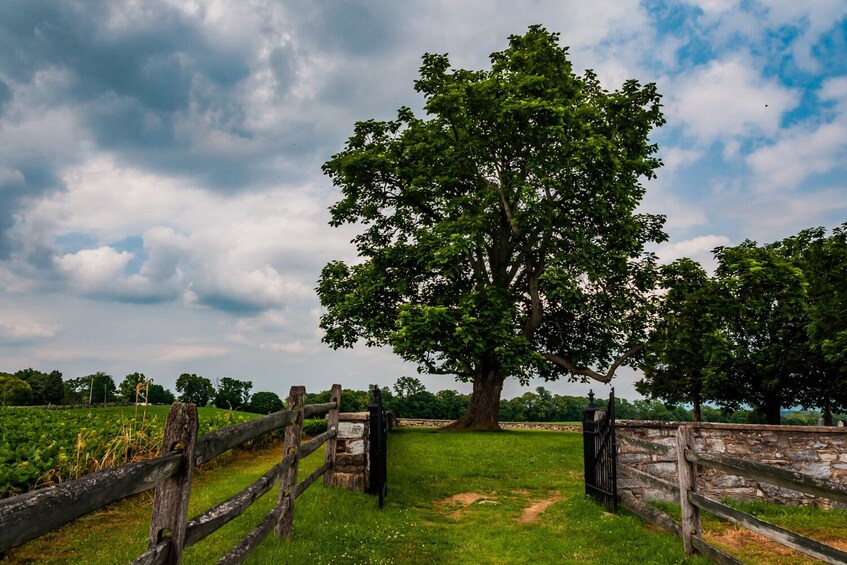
[148,402,198,564]
[276,386,305,539]
[323,384,342,487]
[677,425,701,555]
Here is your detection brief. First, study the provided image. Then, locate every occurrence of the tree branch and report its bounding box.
[521,271,543,339]
[422,358,473,377]
[542,344,645,383]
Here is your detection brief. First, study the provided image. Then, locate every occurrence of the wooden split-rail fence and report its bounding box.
[615,426,847,564]
[0,384,344,564]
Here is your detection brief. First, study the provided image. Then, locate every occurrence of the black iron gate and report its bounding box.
[583,388,617,512]
[367,386,388,509]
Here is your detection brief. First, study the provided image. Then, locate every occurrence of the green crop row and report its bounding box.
[0,405,258,497]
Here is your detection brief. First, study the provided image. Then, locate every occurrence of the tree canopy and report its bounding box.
[213,377,253,410]
[318,26,666,429]
[175,373,215,407]
[637,258,719,421]
[639,225,847,425]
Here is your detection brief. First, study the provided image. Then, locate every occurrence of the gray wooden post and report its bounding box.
[323,384,342,487]
[676,425,701,555]
[148,402,198,564]
[276,386,305,539]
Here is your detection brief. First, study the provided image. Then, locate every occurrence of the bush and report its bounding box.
[302,419,327,437]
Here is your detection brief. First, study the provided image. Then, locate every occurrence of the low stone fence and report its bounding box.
[616,420,847,508]
[396,418,581,432]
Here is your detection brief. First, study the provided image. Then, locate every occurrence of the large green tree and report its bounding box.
[318,27,666,429]
[638,258,719,421]
[775,225,847,424]
[707,242,808,424]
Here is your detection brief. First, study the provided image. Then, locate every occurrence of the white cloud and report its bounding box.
[56,246,134,290]
[667,57,799,144]
[747,77,847,191]
[260,340,307,353]
[0,320,61,343]
[158,344,231,363]
[656,234,731,272]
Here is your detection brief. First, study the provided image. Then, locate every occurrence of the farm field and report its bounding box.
[0,405,259,497]
[3,428,845,564]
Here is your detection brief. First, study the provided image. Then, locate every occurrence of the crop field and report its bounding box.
[0,406,258,497]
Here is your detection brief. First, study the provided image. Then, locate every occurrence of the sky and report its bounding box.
[1,1,846,402]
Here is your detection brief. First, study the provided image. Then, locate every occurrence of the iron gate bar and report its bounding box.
[582,388,617,512]
[367,386,388,509]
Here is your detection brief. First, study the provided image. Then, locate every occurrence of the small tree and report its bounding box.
[247,391,283,415]
[147,384,175,404]
[80,372,117,405]
[213,377,253,410]
[119,372,148,403]
[175,373,215,407]
[0,373,31,405]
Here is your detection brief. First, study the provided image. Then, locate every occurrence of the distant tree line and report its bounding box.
[3,366,843,426]
[0,369,278,414]
[305,377,845,425]
[638,224,847,425]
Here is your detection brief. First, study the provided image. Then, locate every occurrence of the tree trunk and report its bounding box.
[440,367,505,431]
[763,395,781,425]
[692,397,702,423]
[822,396,832,426]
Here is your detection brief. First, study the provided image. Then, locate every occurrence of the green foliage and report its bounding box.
[301,418,328,437]
[0,405,256,497]
[318,26,667,426]
[63,372,117,405]
[0,373,32,406]
[247,391,283,415]
[213,377,253,410]
[175,373,215,407]
[118,372,147,403]
[146,384,175,404]
[638,259,718,420]
[14,368,64,405]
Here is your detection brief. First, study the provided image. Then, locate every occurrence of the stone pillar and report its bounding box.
[328,412,369,492]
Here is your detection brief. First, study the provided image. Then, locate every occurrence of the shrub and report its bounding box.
[302,419,327,437]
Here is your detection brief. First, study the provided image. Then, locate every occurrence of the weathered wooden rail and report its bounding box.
[0,384,343,564]
[617,425,847,565]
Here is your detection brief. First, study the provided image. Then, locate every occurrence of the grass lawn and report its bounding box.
[5,428,841,564]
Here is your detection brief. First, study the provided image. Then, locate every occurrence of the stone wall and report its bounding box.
[616,420,847,508]
[328,412,370,492]
[396,418,581,432]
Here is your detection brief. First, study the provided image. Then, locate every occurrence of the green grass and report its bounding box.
[4,429,713,564]
[648,497,847,564]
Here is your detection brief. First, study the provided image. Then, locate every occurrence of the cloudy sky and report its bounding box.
[1,1,846,402]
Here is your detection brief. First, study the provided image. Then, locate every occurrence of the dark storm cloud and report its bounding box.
[0,79,10,112]
[0,0,263,188]
[0,1,279,258]
[284,0,405,56]
[0,160,63,260]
